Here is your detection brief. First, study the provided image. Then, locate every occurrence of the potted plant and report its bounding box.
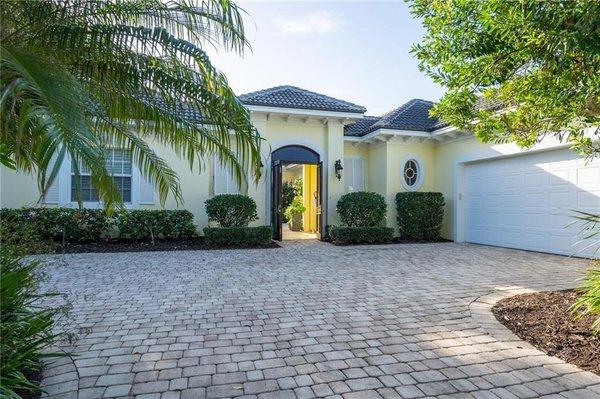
[284,196,306,231]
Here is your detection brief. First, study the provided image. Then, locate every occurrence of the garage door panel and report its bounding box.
[464,149,599,257]
[578,190,600,207]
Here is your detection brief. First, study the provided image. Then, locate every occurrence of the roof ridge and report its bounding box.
[238,85,367,113]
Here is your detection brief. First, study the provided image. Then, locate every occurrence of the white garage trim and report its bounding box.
[453,143,574,243]
[455,146,598,257]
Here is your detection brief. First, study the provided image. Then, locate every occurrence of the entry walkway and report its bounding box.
[39,241,599,398]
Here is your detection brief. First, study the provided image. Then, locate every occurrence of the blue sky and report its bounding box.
[206,1,445,116]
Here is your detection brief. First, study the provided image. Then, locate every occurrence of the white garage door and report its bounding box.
[464,148,599,257]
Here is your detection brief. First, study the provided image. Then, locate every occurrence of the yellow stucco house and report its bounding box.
[1,86,598,256]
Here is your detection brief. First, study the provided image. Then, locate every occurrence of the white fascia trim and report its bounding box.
[245,105,364,120]
[357,128,431,142]
[431,125,460,136]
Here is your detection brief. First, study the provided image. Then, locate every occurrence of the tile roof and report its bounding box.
[344,116,381,137]
[344,99,446,137]
[238,85,367,114]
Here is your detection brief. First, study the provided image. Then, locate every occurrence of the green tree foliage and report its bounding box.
[409,0,600,157]
[1,0,262,208]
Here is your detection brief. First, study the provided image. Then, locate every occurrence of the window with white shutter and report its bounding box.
[213,158,240,195]
[344,157,365,192]
[43,155,61,204]
[43,176,60,204]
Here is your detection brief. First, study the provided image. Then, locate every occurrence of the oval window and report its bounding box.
[402,159,422,190]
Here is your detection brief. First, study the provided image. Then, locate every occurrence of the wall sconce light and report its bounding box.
[334,159,343,181]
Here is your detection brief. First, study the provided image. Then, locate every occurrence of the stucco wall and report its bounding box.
[1,168,42,208]
[384,142,436,233]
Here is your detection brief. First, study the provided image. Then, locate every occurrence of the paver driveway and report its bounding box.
[40,241,600,399]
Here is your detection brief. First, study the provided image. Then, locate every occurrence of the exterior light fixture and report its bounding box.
[334,159,343,181]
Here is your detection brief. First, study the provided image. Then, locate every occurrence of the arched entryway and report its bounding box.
[271,145,323,241]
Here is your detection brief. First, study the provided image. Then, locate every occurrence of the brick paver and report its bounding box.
[39,241,600,398]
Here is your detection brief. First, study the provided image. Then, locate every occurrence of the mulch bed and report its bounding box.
[493,290,600,375]
[55,237,280,253]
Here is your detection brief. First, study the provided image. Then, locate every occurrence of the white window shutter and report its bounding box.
[43,155,61,204]
[354,158,364,191]
[43,175,60,204]
[214,158,240,195]
[344,157,353,192]
[214,161,229,194]
[228,169,240,194]
[139,175,155,204]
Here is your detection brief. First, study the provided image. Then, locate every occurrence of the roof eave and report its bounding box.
[245,104,365,121]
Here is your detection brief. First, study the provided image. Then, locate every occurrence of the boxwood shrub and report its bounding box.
[117,210,196,240]
[205,194,258,227]
[396,192,445,241]
[336,191,387,227]
[330,226,394,245]
[203,226,272,246]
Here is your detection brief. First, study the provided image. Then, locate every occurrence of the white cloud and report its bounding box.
[274,11,345,35]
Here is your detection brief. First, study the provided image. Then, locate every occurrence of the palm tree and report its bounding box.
[0,0,262,208]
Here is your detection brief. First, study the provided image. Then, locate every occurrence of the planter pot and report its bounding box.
[289,213,303,231]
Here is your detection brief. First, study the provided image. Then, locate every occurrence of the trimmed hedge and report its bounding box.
[203,226,272,246]
[396,192,445,241]
[0,208,197,252]
[117,210,196,240]
[0,208,111,244]
[336,191,387,227]
[205,194,258,227]
[329,226,394,245]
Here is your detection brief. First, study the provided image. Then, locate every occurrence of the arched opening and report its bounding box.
[271,145,323,241]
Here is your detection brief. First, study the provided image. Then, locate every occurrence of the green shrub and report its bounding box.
[570,212,599,334]
[205,194,258,227]
[571,262,600,334]
[396,192,445,240]
[0,208,197,252]
[0,248,67,398]
[330,226,394,245]
[117,210,196,241]
[203,226,272,246]
[336,191,387,227]
[0,208,110,242]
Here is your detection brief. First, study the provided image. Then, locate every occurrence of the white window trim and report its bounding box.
[344,156,365,193]
[400,155,424,192]
[70,149,133,204]
[51,152,153,208]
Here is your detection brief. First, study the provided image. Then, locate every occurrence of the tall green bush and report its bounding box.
[396,192,444,241]
[336,191,387,227]
[0,248,68,398]
[205,194,258,227]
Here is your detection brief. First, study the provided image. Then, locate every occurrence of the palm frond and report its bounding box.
[1,0,261,208]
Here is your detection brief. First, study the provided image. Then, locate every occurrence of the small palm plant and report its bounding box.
[570,211,600,333]
[0,248,69,398]
[1,0,262,208]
